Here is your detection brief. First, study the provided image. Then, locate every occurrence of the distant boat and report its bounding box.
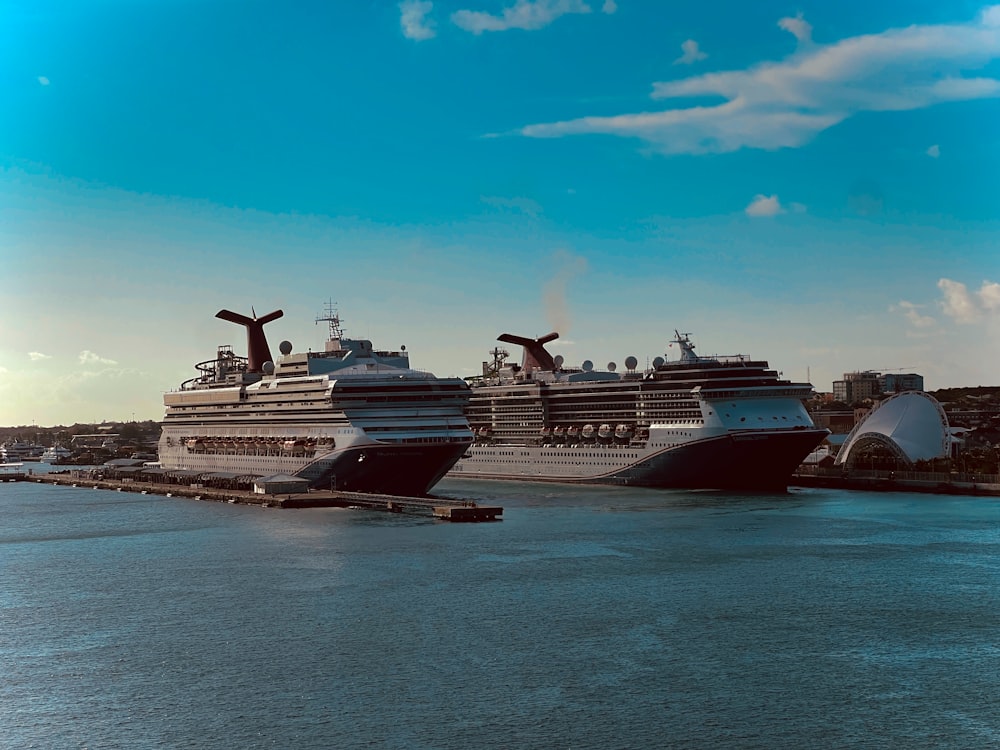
[41,445,73,463]
[1,441,45,463]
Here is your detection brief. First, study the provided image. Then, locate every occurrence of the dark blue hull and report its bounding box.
[453,428,828,491]
[298,442,472,496]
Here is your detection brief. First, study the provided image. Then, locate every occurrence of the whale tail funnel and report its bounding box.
[497,332,559,373]
[216,308,284,372]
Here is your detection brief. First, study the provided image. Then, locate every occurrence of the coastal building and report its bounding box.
[833,370,925,404]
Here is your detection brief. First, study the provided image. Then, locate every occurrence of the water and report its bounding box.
[3,473,1000,749]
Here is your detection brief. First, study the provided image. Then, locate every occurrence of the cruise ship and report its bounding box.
[158,306,473,496]
[448,329,828,490]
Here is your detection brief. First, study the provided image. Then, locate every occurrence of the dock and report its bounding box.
[5,471,503,522]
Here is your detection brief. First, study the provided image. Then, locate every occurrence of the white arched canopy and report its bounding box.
[835,391,950,467]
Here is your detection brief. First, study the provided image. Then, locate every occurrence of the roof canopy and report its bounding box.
[835,391,950,467]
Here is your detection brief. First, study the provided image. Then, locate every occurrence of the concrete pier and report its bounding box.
[8,471,503,522]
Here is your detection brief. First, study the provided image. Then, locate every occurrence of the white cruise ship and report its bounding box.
[448,330,828,490]
[158,305,473,496]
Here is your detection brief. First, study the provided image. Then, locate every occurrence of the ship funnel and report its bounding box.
[216,308,284,372]
[497,332,559,373]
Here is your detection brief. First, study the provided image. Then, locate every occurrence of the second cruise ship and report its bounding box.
[449,329,828,490]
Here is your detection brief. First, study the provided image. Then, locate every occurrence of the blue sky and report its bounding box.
[2,0,999,426]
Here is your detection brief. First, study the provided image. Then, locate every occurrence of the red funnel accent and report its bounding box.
[497,332,559,372]
[216,308,283,372]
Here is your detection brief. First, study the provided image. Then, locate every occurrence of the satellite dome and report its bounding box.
[607,362,617,372]
[652,356,665,368]
[278,340,293,355]
[553,354,564,368]
[262,361,275,375]
[625,356,638,371]
[582,359,594,372]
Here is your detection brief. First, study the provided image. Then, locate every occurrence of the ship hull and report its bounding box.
[158,439,471,497]
[448,428,828,491]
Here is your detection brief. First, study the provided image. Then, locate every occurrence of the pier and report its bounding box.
[7,471,503,522]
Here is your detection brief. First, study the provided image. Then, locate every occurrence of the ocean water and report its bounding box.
[2,474,1000,749]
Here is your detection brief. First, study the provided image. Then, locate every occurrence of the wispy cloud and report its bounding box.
[400,0,436,40]
[37,76,50,86]
[452,0,594,34]
[745,194,784,217]
[79,350,118,366]
[938,278,1000,322]
[28,352,52,361]
[893,300,936,328]
[926,143,941,158]
[520,6,1000,154]
[674,39,707,65]
[481,195,543,217]
[778,13,812,44]
[601,0,617,12]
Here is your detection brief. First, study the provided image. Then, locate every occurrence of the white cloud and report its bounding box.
[894,300,936,328]
[400,0,436,40]
[938,278,1000,322]
[778,13,812,43]
[79,350,118,366]
[745,194,784,217]
[28,352,52,361]
[674,39,707,65]
[520,7,1000,154]
[37,76,50,86]
[601,0,617,13]
[452,0,592,34]
[979,280,1000,310]
[926,143,941,158]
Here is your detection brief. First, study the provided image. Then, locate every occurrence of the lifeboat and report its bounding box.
[185,438,204,451]
[614,424,633,442]
[553,427,566,442]
[540,427,552,444]
[597,424,613,442]
[566,426,580,443]
[581,424,595,441]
